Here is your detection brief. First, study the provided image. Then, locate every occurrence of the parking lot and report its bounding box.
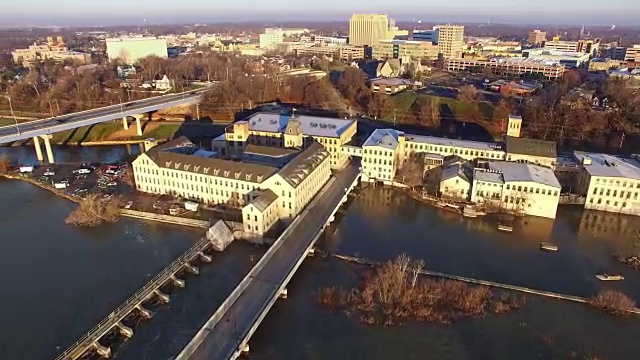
[17,161,242,223]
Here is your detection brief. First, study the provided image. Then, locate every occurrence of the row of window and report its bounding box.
[589,198,631,208]
[363,157,393,165]
[405,143,505,159]
[591,187,639,200]
[593,178,640,188]
[504,184,558,196]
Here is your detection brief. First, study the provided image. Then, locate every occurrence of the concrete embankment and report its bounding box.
[120,209,210,228]
[0,173,211,229]
[332,253,640,315]
[0,173,81,204]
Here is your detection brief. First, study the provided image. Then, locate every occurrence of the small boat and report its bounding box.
[497,224,513,232]
[463,205,478,218]
[595,274,625,281]
[540,242,558,251]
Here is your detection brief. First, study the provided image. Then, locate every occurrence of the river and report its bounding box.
[1,146,640,360]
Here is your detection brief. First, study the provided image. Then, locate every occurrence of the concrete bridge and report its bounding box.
[175,163,361,360]
[0,88,206,163]
[53,234,216,360]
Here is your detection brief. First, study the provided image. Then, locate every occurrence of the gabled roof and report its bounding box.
[145,137,278,183]
[277,142,330,188]
[363,129,403,150]
[249,189,279,212]
[488,161,560,188]
[441,157,474,183]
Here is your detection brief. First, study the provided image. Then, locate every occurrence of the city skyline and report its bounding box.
[1,1,640,27]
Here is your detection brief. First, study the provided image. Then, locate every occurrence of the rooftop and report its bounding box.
[505,136,557,158]
[249,189,279,212]
[487,161,561,188]
[244,113,355,138]
[243,144,298,158]
[277,142,330,188]
[146,137,278,184]
[363,129,403,150]
[369,77,416,86]
[474,169,505,184]
[406,134,502,152]
[441,158,474,183]
[574,152,640,181]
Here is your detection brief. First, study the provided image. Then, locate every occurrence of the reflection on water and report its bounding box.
[249,186,640,360]
[4,144,640,360]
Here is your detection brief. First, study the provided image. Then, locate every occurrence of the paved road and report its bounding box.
[183,164,361,360]
[0,89,207,144]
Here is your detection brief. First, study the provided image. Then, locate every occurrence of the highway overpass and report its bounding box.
[175,163,361,360]
[0,89,206,163]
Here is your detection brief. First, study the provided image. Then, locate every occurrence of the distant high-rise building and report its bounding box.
[528,29,547,45]
[106,37,168,65]
[434,25,464,58]
[349,14,390,46]
[544,39,601,57]
[624,45,640,62]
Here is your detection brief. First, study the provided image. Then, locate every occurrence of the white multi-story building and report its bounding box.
[349,13,391,46]
[624,44,640,62]
[132,136,331,237]
[212,113,358,170]
[472,162,561,219]
[106,37,168,64]
[574,152,640,216]
[434,25,465,58]
[259,28,285,49]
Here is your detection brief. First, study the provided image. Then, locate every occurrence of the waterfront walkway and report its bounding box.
[54,235,214,360]
[175,164,361,360]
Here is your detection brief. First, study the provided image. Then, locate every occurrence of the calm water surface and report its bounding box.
[2,146,640,360]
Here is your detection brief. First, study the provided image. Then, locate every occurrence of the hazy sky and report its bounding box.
[2,0,640,26]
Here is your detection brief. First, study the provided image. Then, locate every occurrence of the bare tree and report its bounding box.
[396,154,423,189]
[457,85,479,103]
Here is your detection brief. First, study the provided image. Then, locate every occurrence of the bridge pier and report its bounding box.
[92,341,111,358]
[184,262,200,275]
[134,115,144,136]
[122,116,129,130]
[33,136,44,162]
[135,304,154,319]
[115,321,134,338]
[170,274,185,288]
[154,289,170,303]
[42,135,54,164]
[279,288,288,299]
[198,251,212,263]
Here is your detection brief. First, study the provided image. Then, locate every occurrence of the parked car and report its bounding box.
[43,169,55,176]
[73,168,92,175]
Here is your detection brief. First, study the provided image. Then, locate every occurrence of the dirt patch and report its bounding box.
[156,104,193,116]
[106,123,160,140]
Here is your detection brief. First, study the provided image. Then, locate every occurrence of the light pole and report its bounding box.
[3,94,19,134]
[118,94,124,113]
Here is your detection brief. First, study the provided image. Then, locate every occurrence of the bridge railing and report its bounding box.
[236,175,347,356]
[54,236,211,360]
[0,89,207,132]
[175,177,338,360]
